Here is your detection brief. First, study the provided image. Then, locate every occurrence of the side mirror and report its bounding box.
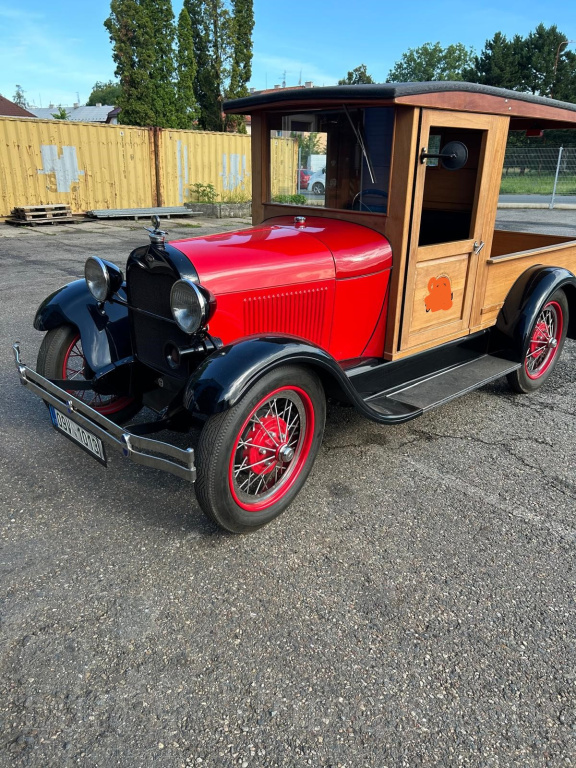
[420,140,469,171]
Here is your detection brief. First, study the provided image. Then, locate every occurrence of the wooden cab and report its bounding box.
[225,82,576,364]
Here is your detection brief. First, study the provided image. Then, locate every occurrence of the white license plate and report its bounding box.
[49,405,107,465]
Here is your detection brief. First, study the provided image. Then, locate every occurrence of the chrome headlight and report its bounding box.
[170,279,209,334]
[85,256,123,302]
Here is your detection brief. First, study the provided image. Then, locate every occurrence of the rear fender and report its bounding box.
[34,279,131,371]
[492,265,576,358]
[183,336,355,418]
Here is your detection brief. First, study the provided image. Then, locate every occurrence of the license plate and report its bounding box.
[49,405,107,466]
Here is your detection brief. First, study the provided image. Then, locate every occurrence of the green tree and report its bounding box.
[226,0,254,131]
[105,0,156,126]
[338,64,374,85]
[292,131,322,167]
[185,0,253,132]
[13,84,27,108]
[175,7,198,128]
[387,42,475,82]
[51,106,69,120]
[87,80,122,105]
[462,32,522,89]
[141,0,179,126]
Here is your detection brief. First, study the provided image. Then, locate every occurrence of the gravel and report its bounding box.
[1,211,575,767]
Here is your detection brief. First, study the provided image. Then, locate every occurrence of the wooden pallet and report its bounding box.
[4,215,85,227]
[12,204,72,221]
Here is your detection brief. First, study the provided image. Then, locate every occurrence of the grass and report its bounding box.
[500,172,576,195]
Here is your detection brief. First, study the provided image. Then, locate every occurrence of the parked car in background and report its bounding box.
[297,168,312,190]
[308,167,326,194]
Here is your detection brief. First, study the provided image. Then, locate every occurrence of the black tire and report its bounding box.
[195,366,326,533]
[506,290,569,394]
[311,182,324,195]
[37,325,141,424]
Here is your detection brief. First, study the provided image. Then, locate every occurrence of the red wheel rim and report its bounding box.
[228,386,315,512]
[62,334,134,415]
[525,300,563,380]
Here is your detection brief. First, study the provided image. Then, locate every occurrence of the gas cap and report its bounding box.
[294,216,306,227]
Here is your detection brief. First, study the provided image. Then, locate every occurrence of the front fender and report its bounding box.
[34,280,131,371]
[183,335,354,417]
[492,265,576,358]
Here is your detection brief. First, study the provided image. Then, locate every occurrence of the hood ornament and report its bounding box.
[145,214,168,246]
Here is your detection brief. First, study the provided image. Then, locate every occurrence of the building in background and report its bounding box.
[27,104,119,124]
[0,95,36,118]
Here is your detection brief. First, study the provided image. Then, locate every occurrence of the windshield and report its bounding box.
[268,106,394,213]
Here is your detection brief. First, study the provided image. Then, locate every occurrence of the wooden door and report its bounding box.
[399,110,507,352]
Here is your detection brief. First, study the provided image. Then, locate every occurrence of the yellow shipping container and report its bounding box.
[0,117,154,216]
[270,136,298,199]
[158,129,252,206]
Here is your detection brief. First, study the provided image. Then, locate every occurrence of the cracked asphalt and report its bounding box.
[1,210,575,767]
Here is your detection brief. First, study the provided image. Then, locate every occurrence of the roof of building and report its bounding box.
[0,94,36,118]
[224,82,576,127]
[28,105,116,122]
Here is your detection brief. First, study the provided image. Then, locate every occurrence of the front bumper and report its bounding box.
[13,343,196,483]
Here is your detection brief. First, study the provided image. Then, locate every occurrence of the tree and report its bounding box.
[465,25,576,102]
[226,0,255,131]
[462,32,523,90]
[175,7,198,128]
[292,131,322,167]
[184,0,253,132]
[105,0,157,126]
[387,42,475,82]
[87,80,122,106]
[13,84,27,108]
[51,106,69,120]
[141,0,179,126]
[338,64,374,85]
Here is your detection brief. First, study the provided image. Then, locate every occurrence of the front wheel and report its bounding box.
[195,366,326,533]
[506,290,569,394]
[311,182,325,195]
[37,325,141,424]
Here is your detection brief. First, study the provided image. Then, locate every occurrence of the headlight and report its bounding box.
[170,279,209,334]
[85,256,123,302]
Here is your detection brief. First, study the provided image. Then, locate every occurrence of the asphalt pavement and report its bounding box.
[1,210,575,767]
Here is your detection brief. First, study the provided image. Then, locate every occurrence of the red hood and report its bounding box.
[169,217,392,295]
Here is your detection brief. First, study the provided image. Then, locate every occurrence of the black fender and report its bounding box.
[34,280,131,372]
[492,265,576,359]
[182,335,420,424]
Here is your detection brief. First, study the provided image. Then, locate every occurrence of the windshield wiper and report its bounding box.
[343,105,375,184]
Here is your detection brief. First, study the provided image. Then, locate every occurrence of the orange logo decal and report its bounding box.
[425,275,453,312]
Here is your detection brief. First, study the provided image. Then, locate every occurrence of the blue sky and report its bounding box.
[0,0,575,107]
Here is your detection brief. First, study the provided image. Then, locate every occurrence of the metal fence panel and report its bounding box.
[501,146,576,201]
[0,117,155,215]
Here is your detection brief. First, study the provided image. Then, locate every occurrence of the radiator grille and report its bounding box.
[243,288,327,344]
[127,264,190,376]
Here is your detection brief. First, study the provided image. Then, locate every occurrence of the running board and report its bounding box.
[363,354,520,416]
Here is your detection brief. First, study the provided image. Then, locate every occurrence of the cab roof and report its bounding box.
[224,82,576,129]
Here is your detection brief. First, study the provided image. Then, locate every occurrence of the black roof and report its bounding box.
[224,81,576,115]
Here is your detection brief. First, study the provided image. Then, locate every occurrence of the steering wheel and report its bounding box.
[351,189,388,212]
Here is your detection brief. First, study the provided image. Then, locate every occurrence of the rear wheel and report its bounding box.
[37,325,140,424]
[311,181,324,195]
[195,366,326,533]
[507,291,568,393]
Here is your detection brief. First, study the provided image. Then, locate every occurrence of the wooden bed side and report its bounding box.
[489,229,573,257]
[472,241,576,330]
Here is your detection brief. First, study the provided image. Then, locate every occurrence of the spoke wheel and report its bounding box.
[196,366,326,533]
[507,291,569,394]
[524,301,562,380]
[37,325,141,424]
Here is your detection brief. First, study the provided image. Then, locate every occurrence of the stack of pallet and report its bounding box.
[5,204,76,226]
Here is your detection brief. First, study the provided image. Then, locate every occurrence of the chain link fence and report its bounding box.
[501,147,576,207]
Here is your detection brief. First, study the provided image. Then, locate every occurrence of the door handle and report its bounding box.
[474,240,485,255]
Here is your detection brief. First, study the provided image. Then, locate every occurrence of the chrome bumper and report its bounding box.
[13,342,196,483]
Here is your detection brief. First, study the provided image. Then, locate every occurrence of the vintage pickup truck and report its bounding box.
[13,82,576,532]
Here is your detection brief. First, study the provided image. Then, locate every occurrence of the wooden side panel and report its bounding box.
[490,229,572,257]
[409,254,469,336]
[475,242,576,329]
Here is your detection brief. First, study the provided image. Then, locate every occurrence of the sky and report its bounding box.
[0,0,575,107]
